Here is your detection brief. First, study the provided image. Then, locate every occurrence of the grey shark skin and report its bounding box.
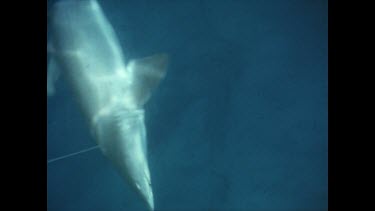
[48,0,168,210]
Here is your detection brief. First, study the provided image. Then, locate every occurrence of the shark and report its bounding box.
[47,0,168,210]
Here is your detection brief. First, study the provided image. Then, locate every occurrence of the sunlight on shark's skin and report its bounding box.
[47,0,168,210]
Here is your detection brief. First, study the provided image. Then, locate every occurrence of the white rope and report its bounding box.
[47,145,100,164]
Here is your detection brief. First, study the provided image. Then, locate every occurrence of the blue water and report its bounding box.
[47,0,328,210]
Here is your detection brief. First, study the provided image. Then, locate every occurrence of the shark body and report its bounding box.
[48,1,168,210]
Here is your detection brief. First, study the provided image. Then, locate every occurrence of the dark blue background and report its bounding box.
[47,0,327,210]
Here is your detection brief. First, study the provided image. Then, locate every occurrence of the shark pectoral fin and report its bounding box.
[127,53,169,106]
[47,57,61,97]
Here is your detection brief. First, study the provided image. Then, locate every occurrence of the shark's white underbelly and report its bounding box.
[50,0,135,122]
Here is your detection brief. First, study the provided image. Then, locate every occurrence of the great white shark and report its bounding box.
[47,0,168,210]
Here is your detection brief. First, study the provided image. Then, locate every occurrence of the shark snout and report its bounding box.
[135,175,154,210]
[144,187,154,211]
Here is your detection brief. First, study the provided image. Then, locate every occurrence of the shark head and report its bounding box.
[93,108,154,210]
[86,53,168,210]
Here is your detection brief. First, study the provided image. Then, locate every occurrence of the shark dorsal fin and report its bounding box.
[127,53,169,106]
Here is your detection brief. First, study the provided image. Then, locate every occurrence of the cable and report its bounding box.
[47,145,100,164]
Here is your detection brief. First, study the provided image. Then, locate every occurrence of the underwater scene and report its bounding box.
[47,0,328,210]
